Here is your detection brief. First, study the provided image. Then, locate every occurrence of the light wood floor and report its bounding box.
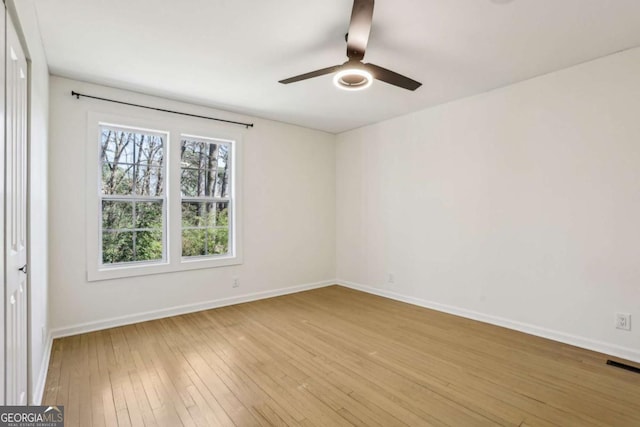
[43,285,640,426]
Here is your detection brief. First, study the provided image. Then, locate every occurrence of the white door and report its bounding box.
[5,14,28,406]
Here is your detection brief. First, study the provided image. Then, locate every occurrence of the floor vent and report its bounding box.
[606,360,640,374]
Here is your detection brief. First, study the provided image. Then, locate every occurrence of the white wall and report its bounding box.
[48,76,336,333]
[10,0,50,404]
[337,47,640,362]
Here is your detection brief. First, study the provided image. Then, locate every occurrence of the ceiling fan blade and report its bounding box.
[365,63,422,91]
[346,0,374,60]
[279,64,343,84]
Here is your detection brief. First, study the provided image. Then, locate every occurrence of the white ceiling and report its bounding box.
[34,0,640,133]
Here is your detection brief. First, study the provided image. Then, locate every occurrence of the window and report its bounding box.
[86,112,243,281]
[100,125,166,265]
[180,137,232,258]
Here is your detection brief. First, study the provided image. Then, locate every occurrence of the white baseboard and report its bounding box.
[337,279,640,364]
[33,331,54,405]
[50,279,335,339]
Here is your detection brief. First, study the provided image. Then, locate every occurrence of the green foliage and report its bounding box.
[135,231,163,261]
[102,230,164,264]
[102,231,134,264]
[102,200,163,264]
[181,207,229,257]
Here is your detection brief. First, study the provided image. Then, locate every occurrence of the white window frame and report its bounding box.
[86,111,244,281]
[180,134,235,260]
[98,123,168,266]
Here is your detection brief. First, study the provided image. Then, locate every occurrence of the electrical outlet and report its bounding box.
[615,313,631,331]
[387,273,395,284]
[232,277,239,288]
[41,326,46,344]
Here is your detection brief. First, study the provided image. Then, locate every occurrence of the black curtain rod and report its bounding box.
[71,91,254,129]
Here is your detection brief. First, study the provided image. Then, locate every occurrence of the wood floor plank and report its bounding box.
[43,286,640,426]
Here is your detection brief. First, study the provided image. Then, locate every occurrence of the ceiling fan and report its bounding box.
[279,0,422,91]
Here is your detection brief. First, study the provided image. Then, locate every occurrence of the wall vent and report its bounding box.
[606,359,640,374]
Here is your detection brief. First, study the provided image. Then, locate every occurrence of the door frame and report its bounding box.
[0,0,6,407]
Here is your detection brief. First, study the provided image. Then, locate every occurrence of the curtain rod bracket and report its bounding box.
[70,90,254,129]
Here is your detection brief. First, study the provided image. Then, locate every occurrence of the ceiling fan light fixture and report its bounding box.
[279,0,421,91]
[333,68,373,91]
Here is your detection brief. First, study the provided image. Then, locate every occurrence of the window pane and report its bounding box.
[215,169,229,198]
[182,202,200,227]
[135,166,164,196]
[216,203,229,226]
[101,129,135,164]
[181,168,217,197]
[182,202,216,227]
[180,139,222,198]
[103,229,164,264]
[136,202,163,229]
[181,140,202,169]
[136,134,164,167]
[102,201,133,230]
[101,128,165,197]
[207,228,229,255]
[134,231,163,261]
[203,169,217,197]
[181,168,200,197]
[101,162,134,195]
[102,231,134,264]
[182,229,206,257]
[181,140,217,170]
[217,144,228,169]
[182,202,206,227]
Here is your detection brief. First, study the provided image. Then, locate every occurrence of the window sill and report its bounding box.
[87,255,243,282]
